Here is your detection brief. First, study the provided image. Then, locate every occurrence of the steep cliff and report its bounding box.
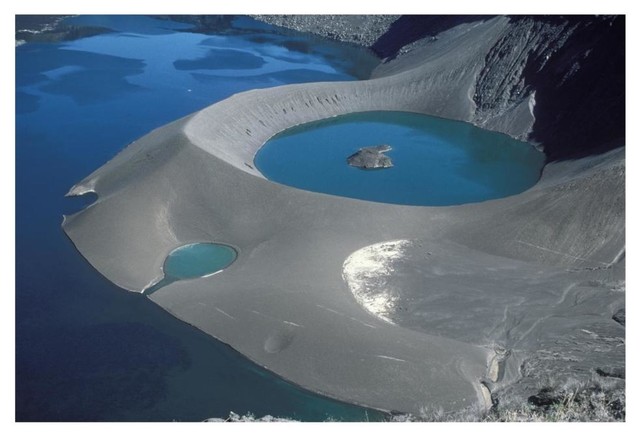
[374,15,625,161]
[254,15,625,162]
[396,16,625,161]
[471,15,625,161]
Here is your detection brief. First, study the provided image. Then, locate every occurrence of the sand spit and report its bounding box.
[63,17,624,416]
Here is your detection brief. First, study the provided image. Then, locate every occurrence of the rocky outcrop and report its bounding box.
[471,16,625,161]
[14,15,111,44]
[613,308,625,326]
[347,145,393,169]
[596,366,625,379]
[251,15,399,48]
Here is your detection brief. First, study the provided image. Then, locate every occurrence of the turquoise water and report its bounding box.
[145,243,237,294]
[16,15,384,421]
[165,243,237,280]
[256,111,545,206]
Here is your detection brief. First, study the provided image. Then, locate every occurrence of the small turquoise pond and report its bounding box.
[255,111,545,206]
[145,243,237,294]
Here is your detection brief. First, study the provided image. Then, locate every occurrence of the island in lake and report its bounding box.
[347,144,394,170]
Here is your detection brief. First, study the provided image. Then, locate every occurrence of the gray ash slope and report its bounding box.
[63,15,625,418]
[256,15,625,161]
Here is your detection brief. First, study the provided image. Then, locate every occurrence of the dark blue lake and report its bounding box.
[15,15,384,421]
[256,112,545,206]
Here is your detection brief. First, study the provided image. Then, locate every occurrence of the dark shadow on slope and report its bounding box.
[371,15,494,59]
[523,15,625,162]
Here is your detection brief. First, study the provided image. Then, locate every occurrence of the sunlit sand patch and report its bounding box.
[342,239,411,323]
